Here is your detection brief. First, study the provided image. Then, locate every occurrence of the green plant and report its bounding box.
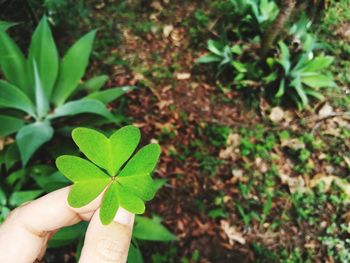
[0,16,133,165]
[213,0,279,40]
[129,215,177,263]
[0,164,70,223]
[196,39,243,76]
[320,223,350,263]
[266,38,335,108]
[56,125,161,225]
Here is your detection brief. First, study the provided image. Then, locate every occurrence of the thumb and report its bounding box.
[79,208,134,263]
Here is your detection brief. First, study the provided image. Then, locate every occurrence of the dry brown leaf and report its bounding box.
[220,220,246,245]
[279,172,306,194]
[281,138,305,150]
[227,133,241,147]
[176,72,191,80]
[269,107,284,123]
[318,103,334,117]
[163,25,174,38]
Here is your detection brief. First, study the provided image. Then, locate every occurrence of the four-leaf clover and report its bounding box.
[56,125,161,225]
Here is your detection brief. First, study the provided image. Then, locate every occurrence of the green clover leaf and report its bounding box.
[56,125,161,225]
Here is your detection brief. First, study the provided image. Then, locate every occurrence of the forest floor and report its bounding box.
[74,1,350,262]
[6,0,347,262]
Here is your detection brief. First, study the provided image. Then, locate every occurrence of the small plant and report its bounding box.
[266,40,336,108]
[213,0,279,40]
[0,16,133,165]
[56,125,161,225]
[196,39,243,76]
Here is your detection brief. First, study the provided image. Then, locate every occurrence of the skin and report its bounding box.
[0,186,134,263]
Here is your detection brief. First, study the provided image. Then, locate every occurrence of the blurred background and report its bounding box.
[0,0,349,262]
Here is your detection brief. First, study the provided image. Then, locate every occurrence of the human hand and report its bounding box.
[0,186,134,263]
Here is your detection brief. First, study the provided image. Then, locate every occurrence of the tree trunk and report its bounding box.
[260,0,296,57]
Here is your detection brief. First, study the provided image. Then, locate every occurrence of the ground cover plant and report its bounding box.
[0,0,349,262]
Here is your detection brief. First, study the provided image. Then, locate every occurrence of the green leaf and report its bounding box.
[117,184,145,214]
[71,128,110,173]
[207,40,223,56]
[119,144,161,177]
[52,30,96,106]
[291,78,308,108]
[301,74,336,88]
[304,88,325,101]
[72,125,140,175]
[0,80,35,116]
[0,30,30,96]
[118,174,156,201]
[56,155,110,182]
[9,190,43,207]
[16,121,54,166]
[100,181,119,225]
[195,54,221,64]
[86,86,135,104]
[153,179,167,191]
[48,98,115,121]
[56,155,110,207]
[128,243,144,263]
[0,115,24,137]
[0,188,6,206]
[30,166,70,192]
[277,41,290,74]
[28,16,59,99]
[49,222,87,248]
[300,56,334,72]
[133,216,177,241]
[232,61,247,73]
[82,75,109,92]
[109,125,141,175]
[275,78,285,98]
[56,126,162,224]
[0,21,17,31]
[3,143,20,171]
[33,60,49,118]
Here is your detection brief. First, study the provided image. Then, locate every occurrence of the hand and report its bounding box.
[0,187,134,263]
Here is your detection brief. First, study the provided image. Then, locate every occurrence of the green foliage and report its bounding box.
[196,40,243,77]
[56,126,161,225]
[0,16,133,165]
[0,164,70,223]
[212,0,279,39]
[266,40,335,108]
[133,216,177,241]
[197,8,335,108]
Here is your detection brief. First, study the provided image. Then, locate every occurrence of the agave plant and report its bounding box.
[0,16,133,166]
[267,40,335,108]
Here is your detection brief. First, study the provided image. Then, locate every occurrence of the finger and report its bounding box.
[0,186,103,263]
[79,208,134,263]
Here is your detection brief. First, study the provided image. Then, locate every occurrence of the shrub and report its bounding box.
[0,16,133,166]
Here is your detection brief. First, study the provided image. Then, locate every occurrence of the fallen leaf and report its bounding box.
[281,138,305,150]
[163,25,174,38]
[279,172,306,194]
[269,107,284,123]
[176,73,191,80]
[318,103,334,117]
[220,220,246,245]
[151,1,163,11]
[227,133,241,147]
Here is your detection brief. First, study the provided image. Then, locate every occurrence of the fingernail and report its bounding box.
[114,207,133,225]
